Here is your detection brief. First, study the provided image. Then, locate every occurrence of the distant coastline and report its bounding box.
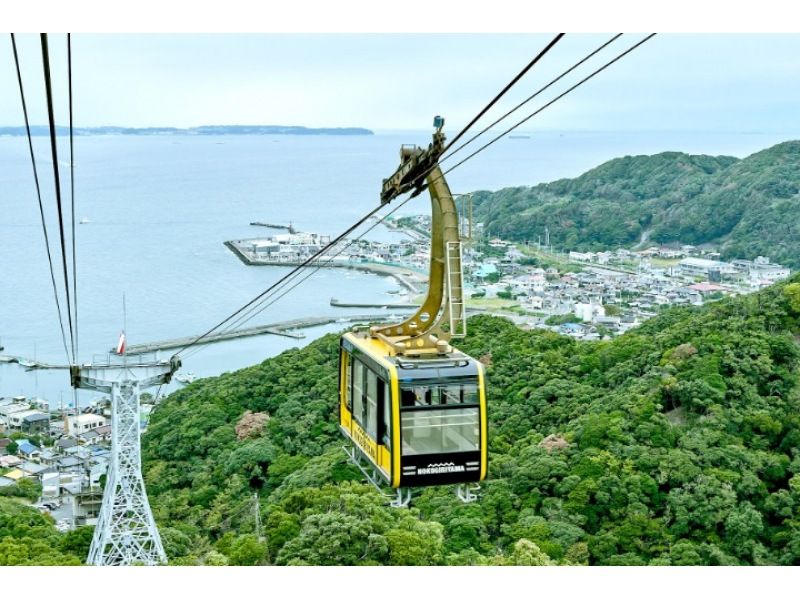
[0,125,374,136]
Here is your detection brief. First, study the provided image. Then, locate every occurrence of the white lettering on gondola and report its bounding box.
[416,462,466,475]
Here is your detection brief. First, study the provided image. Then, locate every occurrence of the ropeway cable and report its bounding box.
[441,33,623,163]
[173,34,657,360]
[173,35,569,358]
[441,33,565,154]
[40,32,77,364]
[440,34,657,180]
[68,33,79,364]
[10,33,71,364]
[179,196,416,361]
[173,203,388,357]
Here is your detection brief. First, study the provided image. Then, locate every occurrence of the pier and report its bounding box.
[330,298,418,309]
[120,313,409,356]
[0,354,67,370]
[225,240,427,294]
[250,221,296,234]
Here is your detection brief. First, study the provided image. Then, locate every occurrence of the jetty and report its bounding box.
[120,313,407,356]
[379,216,428,243]
[330,298,418,309]
[0,354,68,370]
[250,221,296,234]
[225,240,427,294]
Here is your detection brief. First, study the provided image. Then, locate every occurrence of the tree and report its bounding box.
[228,534,267,566]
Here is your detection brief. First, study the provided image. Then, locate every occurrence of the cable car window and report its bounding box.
[344,354,352,412]
[400,408,479,455]
[365,369,379,438]
[352,360,365,427]
[399,378,479,407]
[380,379,390,446]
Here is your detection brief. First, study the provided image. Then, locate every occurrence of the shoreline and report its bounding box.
[224,240,428,294]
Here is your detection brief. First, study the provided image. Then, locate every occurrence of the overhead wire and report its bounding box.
[10,33,72,364]
[40,32,77,364]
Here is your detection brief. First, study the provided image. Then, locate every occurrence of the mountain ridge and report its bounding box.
[473,140,800,267]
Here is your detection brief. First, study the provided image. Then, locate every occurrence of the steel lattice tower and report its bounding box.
[71,358,179,566]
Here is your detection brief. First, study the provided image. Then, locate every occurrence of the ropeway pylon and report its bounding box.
[71,355,180,566]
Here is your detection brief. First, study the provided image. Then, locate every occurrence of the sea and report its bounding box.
[1,129,798,408]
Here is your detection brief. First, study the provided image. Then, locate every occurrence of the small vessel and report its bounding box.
[174,372,196,385]
[79,218,91,224]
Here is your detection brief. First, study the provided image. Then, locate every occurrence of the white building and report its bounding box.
[678,257,736,279]
[569,251,593,263]
[5,409,49,431]
[574,302,605,323]
[732,256,791,285]
[66,413,107,436]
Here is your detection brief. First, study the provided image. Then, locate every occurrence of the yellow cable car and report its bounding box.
[339,117,487,506]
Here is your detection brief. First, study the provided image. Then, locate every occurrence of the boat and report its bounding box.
[79,218,91,224]
[174,372,196,385]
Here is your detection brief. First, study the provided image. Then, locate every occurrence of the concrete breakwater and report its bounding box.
[119,313,410,356]
[330,298,419,309]
[225,239,427,294]
[0,354,67,370]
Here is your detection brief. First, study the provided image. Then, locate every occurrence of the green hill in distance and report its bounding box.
[472,140,800,268]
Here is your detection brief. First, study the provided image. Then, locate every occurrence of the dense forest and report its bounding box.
[472,140,800,268]
[7,276,800,565]
[140,276,800,564]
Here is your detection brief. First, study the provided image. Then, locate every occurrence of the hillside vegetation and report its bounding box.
[130,276,800,565]
[473,140,800,267]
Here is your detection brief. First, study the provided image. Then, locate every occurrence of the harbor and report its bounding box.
[225,238,427,294]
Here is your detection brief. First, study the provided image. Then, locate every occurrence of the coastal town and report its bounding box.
[0,394,157,532]
[227,215,792,341]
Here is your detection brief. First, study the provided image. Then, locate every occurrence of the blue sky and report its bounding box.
[2,33,800,133]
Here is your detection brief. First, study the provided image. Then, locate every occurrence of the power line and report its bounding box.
[442,33,623,163]
[40,32,76,364]
[442,33,565,154]
[10,33,71,364]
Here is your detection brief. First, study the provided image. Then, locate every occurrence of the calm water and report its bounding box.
[1,129,797,405]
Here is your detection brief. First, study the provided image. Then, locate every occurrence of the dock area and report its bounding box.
[120,313,412,356]
[225,239,427,294]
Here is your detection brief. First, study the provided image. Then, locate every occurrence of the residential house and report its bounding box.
[15,439,41,459]
[66,413,106,436]
[56,437,79,452]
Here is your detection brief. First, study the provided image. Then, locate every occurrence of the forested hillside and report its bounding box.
[129,276,800,565]
[473,140,800,267]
